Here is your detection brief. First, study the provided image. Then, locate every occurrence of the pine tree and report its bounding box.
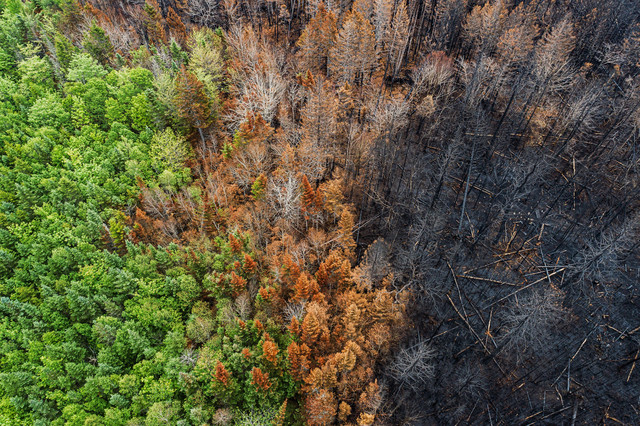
[108,212,128,255]
[297,4,337,72]
[496,5,539,68]
[70,96,90,128]
[54,34,74,73]
[144,0,167,46]
[357,381,381,415]
[282,254,302,283]
[373,0,392,48]
[83,21,114,66]
[343,303,361,339]
[296,79,338,182]
[294,272,319,301]
[353,0,375,20]
[166,7,187,46]
[59,0,83,29]
[228,233,242,253]
[386,0,410,79]
[320,178,344,217]
[338,209,356,252]
[262,334,279,364]
[338,401,352,422]
[302,309,321,345]
[313,186,325,211]
[273,399,287,426]
[315,261,330,287]
[242,348,252,359]
[175,65,211,142]
[149,128,191,173]
[335,345,357,372]
[254,319,265,332]
[328,10,377,84]
[289,317,301,336]
[187,27,225,103]
[534,19,576,91]
[372,289,394,321]
[305,389,337,426]
[243,253,257,275]
[463,0,507,54]
[251,367,272,391]
[214,360,230,386]
[230,271,246,294]
[357,413,376,425]
[288,341,311,381]
[251,173,267,200]
[301,174,317,219]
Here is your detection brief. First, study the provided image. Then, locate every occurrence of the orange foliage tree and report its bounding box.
[214,360,230,386]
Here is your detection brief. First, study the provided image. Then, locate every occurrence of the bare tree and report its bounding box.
[226,26,287,128]
[267,172,302,225]
[497,286,566,362]
[388,339,436,392]
[231,141,270,189]
[571,214,640,289]
[533,18,576,94]
[411,51,455,104]
[189,0,222,27]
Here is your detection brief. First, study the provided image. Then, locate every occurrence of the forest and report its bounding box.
[0,0,639,424]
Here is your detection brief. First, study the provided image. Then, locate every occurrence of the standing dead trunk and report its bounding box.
[458,139,477,235]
